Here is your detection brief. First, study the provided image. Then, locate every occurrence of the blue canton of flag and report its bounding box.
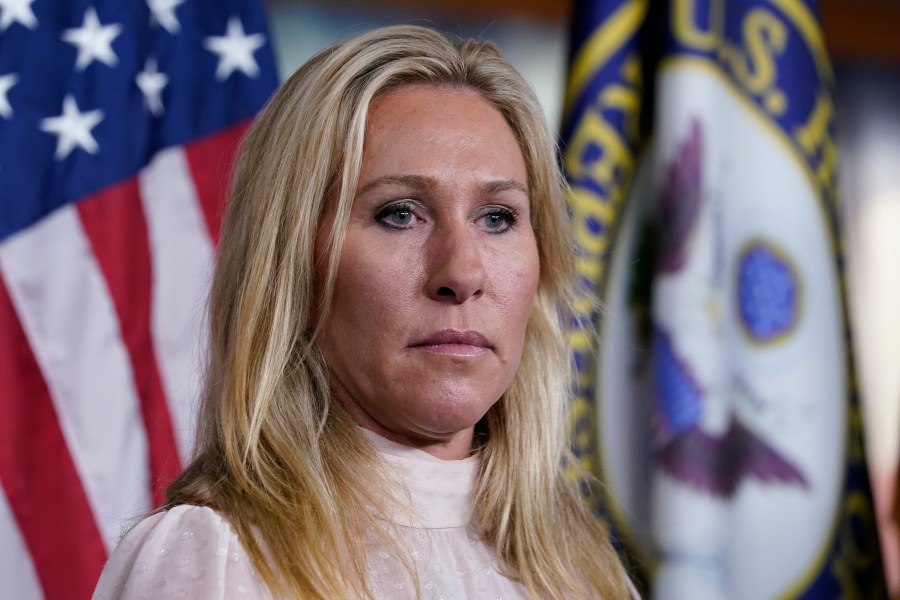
[0,1,277,598]
[0,0,275,238]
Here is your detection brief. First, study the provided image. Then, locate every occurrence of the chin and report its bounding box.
[411,391,499,435]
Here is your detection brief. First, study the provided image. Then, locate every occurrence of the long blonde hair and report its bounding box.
[166,24,632,599]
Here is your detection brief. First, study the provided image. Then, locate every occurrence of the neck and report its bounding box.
[328,378,476,460]
[359,423,474,460]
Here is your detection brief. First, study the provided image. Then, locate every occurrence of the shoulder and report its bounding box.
[93,505,272,600]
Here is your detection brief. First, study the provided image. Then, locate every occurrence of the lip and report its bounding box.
[410,329,492,357]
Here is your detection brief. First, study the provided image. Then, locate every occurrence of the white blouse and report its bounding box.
[93,432,534,599]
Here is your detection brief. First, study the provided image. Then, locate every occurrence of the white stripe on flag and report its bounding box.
[0,486,42,600]
[139,147,217,463]
[0,206,151,548]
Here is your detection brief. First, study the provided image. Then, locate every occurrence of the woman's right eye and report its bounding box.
[376,203,418,229]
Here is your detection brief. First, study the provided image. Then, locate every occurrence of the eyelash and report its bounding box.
[374,202,520,234]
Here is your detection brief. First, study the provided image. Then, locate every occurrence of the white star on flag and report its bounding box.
[146,0,184,34]
[204,17,266,80]
[40,95,104,160]
[62,8,123,71]
[136,58,168,116]
[0,0,38,31]
[0,73,17,119]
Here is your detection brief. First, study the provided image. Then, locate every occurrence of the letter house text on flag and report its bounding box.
[562,1,885,598]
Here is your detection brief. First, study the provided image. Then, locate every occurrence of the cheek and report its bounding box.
[329,247,418,335]
[493,246,540,327]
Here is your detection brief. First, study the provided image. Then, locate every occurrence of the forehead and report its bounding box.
[366,84,508,136]
[360,84,528,186]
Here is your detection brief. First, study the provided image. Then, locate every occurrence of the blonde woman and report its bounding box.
[93,24,635,599]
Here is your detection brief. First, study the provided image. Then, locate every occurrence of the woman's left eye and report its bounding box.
[478,208,518,233]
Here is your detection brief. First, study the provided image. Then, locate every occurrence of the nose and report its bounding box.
[425,222,486,304]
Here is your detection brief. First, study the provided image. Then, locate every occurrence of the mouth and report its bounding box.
[409,329,492,357]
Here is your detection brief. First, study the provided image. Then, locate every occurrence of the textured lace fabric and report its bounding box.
[358,430,532,599]
[92,431,533,599]
[92,505,272,600]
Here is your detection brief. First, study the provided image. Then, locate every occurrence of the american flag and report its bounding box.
[0,1,277,597]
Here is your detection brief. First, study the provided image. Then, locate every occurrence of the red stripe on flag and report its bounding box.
[0,278,108,600]
[184,120,253,247]
[77,179,181,506]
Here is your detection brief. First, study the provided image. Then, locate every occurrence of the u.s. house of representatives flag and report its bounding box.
[0,1,277,598]
[563,0,885,597]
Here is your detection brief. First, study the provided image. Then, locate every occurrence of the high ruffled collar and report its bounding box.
[360,428,479,529]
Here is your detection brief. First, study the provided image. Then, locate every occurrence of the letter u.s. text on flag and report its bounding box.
[562,1,885,598]
[0,1,277,598]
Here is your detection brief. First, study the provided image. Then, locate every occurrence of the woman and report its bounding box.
[94,24,634,599]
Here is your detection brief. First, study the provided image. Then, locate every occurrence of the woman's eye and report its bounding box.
[479,208,518,233]
[386,210,413,226]
[376,203,417,229]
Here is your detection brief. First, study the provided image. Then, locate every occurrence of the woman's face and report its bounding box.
[317,84,539,459]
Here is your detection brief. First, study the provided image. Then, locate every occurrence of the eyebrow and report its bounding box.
[482,179,529,195]
[357,174,529,196]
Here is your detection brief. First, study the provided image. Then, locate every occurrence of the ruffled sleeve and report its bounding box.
[92,505,272,600]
